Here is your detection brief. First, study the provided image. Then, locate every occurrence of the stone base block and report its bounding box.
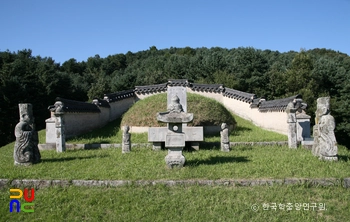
[319,156,338,161]
[165,148,185,168]
[221,143,230,152]
[14,161,32,166]
[122,145,131,153]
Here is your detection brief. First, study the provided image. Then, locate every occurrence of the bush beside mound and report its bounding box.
[121,93,236,128]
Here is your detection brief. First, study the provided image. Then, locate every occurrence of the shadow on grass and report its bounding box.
[187,156,249,166]
[338,154,350,162]
[67,118,122,142]
[42,155,109,163]
[234,126,253,132]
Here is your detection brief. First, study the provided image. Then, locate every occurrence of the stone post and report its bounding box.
[50,101,66,152]
[54,112,66,152]
[286,101,298,148]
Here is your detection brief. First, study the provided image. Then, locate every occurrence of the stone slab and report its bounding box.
[148,127,167,142]
[165,133,185,147]
[148,127,203,142]
[184,127,204,141]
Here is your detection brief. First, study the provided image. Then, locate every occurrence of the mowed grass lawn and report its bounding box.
[1,113,349,221]
[1,185,349,221]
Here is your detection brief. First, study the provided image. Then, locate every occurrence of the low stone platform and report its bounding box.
[1,178,349,188]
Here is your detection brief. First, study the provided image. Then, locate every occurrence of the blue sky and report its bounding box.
[1,0,349,64]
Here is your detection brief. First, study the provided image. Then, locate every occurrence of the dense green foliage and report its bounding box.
[1,47,350,147]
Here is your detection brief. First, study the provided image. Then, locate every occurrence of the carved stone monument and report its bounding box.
[312,97,338,161]
[157,95,193,168]
[14,103,41,166]
[220,123,230,152]
[122,125,131,153]
[148,80,203,151]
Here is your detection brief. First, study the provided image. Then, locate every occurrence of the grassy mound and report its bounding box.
[121,93,236,127]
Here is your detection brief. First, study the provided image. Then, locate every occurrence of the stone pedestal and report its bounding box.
[165,148,185,168]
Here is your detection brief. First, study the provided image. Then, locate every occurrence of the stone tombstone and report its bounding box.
[220,123,230,152]
[14,103,41,166]
[122,125,131,153]
[312,97,338,161]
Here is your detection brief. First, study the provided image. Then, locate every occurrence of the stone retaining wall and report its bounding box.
[1,178,349,188]
[38,141,288,151]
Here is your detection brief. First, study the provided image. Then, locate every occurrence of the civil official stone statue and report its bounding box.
[220,123,230,152]
[14,103,41,166]
[312,97,338,161]
[122,125,131,153]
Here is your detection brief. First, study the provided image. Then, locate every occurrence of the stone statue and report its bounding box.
[14,104,41,166]
[167,95,183,113]
[312,97,338,160]
[220,123,230,152]
[122,125,131,153]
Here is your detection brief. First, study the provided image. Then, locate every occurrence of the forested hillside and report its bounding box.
[1,47,349,147]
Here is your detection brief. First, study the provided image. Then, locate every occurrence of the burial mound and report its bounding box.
[121,93,236,130]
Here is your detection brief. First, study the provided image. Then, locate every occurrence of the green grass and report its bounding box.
[1,106,349,221]
[1,142,349,180]
[1,185,349,221]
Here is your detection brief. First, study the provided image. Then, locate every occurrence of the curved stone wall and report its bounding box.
[46,80,308,143]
